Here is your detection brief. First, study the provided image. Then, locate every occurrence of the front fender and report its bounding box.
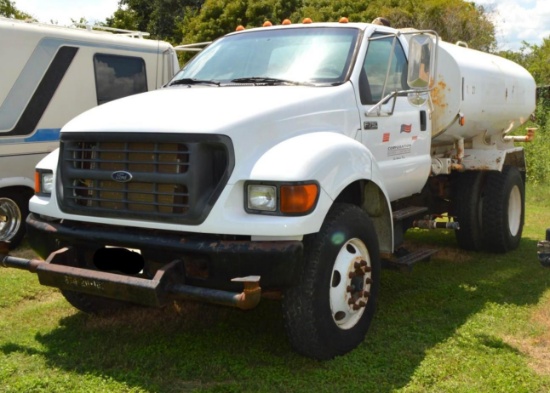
[0,176,34,190]
[248,131,394,249]
[250,131,386,199]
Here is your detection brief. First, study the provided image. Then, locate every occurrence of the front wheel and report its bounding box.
[282,203,380,360]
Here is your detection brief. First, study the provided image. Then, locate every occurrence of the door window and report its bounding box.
[360,35,408,105]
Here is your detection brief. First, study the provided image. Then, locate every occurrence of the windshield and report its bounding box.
[171,27,360,86]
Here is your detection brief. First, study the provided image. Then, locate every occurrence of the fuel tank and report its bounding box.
[430,41,536,144]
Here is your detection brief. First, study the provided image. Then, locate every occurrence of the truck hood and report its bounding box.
[62,84,361,180]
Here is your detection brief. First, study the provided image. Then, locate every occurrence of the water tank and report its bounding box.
[430,41,536,144]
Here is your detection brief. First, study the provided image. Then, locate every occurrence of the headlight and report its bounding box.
[247,184,277,212]
[35,170,54,195]
[245,181,319,215]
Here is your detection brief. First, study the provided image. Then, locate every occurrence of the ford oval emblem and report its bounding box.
[111,171,133,183]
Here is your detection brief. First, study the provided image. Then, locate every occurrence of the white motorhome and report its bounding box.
[0,17,179,247]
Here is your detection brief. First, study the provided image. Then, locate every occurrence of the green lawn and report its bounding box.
[1,184,550,393]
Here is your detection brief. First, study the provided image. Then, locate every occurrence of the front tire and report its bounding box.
[482,166,525,252]
[282,203,380,360]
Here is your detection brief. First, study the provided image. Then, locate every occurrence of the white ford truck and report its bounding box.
[1,20,536,360]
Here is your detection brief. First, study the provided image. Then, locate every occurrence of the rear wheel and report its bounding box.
[0,189,32,249]
[282,203,380,360]
[452,171,484,251]
[482,166,524,252]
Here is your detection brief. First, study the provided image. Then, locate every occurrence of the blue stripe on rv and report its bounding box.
[24,128,61,142]
[0,128,61,144]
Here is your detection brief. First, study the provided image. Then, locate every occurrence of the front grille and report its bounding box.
[58,133,234,225]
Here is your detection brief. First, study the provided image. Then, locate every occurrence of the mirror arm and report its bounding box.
[366,91,398,117]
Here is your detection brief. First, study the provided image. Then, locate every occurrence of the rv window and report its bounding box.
[94,54,148,105]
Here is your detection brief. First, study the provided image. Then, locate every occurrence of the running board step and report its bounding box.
[392,206,428,221]
[382,248,438,271]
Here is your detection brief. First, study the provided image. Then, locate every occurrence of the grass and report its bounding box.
[2,183,550,392]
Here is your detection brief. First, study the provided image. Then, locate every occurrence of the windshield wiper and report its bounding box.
[168,78,220,86]
[230,77,308,86]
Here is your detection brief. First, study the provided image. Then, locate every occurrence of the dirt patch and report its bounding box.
[403,240,474,263]
[503,300,550,375]
[431,247,474,263]
[9,244,40,260]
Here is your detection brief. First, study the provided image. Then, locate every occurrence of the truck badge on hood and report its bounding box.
[111,171,133,183]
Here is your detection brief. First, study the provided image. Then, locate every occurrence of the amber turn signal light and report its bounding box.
[280,184,318,214]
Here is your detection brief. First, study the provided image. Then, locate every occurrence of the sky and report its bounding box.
[12,0,550,51]
[475,0,550,51]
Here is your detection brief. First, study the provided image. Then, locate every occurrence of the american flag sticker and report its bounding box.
[400,124,412,133]
[382,133,390,142]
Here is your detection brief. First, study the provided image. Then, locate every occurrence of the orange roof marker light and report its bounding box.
[339,17,349,23]
[282,19,292,25]
[302,17,313,24]
[236,25,245,31]
[263,21,272,27]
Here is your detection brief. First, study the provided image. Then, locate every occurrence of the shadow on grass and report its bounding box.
[1,235,548,392]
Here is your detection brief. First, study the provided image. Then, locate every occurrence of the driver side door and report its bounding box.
[358,33,431,201]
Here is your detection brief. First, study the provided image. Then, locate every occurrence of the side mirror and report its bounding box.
[407,34,434,90]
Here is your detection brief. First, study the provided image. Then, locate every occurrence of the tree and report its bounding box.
[499,37,550,86]
[524,38,550,86]
[104,0,497,53]
[180,0,496,52]
[182,0,302,46]
[106,0,204,43]
[1,0,32,19]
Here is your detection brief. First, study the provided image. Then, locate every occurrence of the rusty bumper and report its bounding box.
[25,213,303,289]
[1,242,261,310]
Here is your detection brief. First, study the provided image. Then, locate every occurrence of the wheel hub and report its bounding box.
[0,198,21,241]
[330,238,372,330]
[346,258,372,311]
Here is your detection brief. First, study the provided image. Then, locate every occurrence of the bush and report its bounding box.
[524,98,550,184]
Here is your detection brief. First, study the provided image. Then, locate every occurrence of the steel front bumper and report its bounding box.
[0,214,304,308]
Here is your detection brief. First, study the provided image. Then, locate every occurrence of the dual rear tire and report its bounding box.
[453,166,524,253]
